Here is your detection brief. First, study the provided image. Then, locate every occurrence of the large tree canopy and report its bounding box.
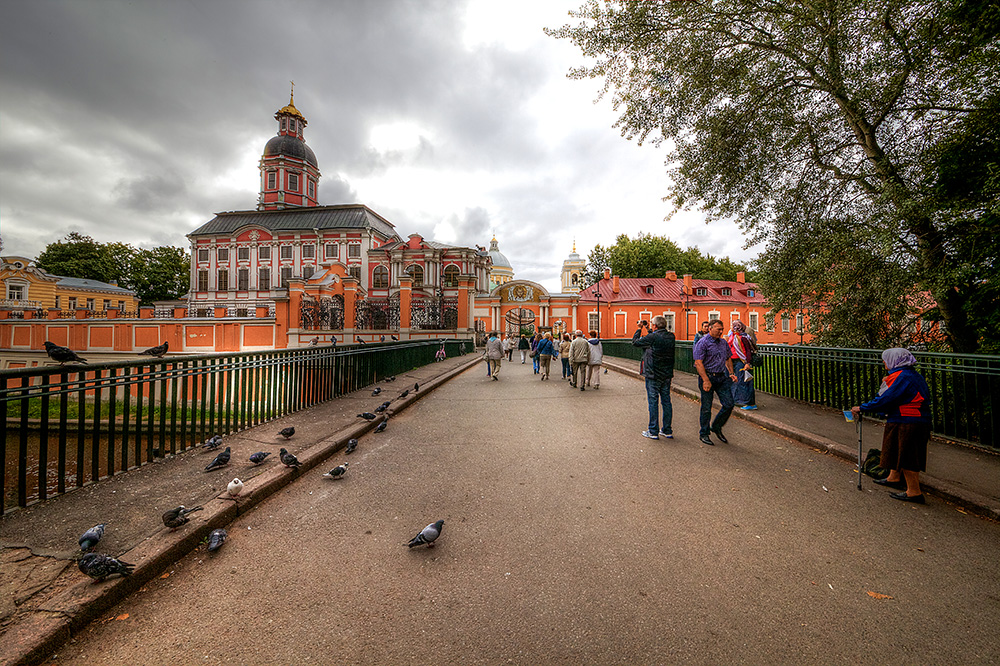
[549,0,1000,351]
[582,233,752,286]
[36,233,190,305]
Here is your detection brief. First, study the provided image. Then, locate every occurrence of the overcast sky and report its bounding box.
[0,0,759,293]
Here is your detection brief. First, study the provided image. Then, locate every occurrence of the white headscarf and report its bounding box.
[882,348,917,370]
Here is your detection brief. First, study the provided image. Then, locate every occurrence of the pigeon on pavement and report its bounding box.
[227,478,244,498]
[322,463,348,479]
[205,447,231,472]
[78,524,106,551]
[78,553,134,581]
[207,529,228,552]
[345,438,358,454]
[278,427,295,440]
[407,520,444,548]
[202,434,223,450]
[279,448,302,467]
[249,451,271,465]
[357,412,377,420]
[139,341,169,358]
[162,505,204,529]
[44,341,87,364]
[374,403,387,414]
[414,382,419,392]
[371,387,382,396]
[385,376,396,382]
[374,418,388,433]
[398,389,410,399]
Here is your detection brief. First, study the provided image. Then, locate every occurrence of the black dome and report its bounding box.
[264,135,318,168]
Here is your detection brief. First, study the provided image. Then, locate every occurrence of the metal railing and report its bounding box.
[602,340,1000,451]
[2,339,472,513]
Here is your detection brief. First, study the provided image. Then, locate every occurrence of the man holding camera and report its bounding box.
[693,319,738,445]
[632,316,675,440]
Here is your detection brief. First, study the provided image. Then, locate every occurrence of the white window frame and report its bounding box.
[280,245,293,260]
[708,310,720,323]
[301,244,315,259]
[258,268,270,291]
[748,312,759,332]
[325,243,338,260]
[372,265,389,288]
[588,312,600,332]
[198,248,209,262]
[348,244,362,258]
[782,314,791,332]
[288,173,299,192]
[664,313,675,332]
[258,245,271,260]
[238,247,250,261]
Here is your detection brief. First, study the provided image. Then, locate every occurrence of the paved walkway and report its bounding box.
[1,351,997,665]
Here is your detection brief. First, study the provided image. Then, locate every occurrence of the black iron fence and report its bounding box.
[2,339,472,513]
[601,340,1000,451]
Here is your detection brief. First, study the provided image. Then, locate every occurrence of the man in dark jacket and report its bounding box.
[632,316,676,440]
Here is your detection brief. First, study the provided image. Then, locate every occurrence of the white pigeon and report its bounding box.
[322,463,348,480]
[227,478,244,498]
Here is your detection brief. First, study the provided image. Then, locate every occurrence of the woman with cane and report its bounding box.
[851,348,932,504]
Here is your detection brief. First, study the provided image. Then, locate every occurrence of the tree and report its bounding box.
[35,233,190,305]
[581,233,752,286]
[549,0,1000,351]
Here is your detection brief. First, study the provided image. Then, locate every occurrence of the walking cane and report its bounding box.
[856,413,863,491]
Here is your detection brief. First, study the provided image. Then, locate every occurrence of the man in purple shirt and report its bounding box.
[693,319,737,445]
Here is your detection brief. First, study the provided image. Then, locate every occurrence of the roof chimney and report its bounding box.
[603,267,611,281]
[683,274,693,293]
[736,271,745,284]
[612,275,620,294]
[666,271,676,281]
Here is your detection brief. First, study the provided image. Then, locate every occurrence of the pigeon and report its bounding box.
[139,341,169,358]
[371,387,382,396]
[407,520,444,548]
[380,335,386,342]
[322,463,348,479]
[391,335,399,341]
[202,434,223,450]
[44,341,87,364]
[385,376,396,382]
[78,523,106,551]
[374,418,388,434]
[278,427,295,440]
[249,451,272,465]
[345,438,358,454]
[355,336,366,344]
[227,478,244,498]
[309,337,319,347]
[398,389,410,399]
[414,382,419,392]
[205,447,231,472]
[374,403,387,414]
[78,553,134,581]
[279,448,301,467]
[380,400,392,410]
[357,412,377,421]
[162,505,203,529]
[207,528,228,552]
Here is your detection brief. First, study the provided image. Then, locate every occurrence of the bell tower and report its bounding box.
[258,84,322,210]
[561,240,586,293]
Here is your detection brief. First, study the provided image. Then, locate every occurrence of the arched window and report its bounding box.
[443,265,459,287]
[571,273,578,284]
[405,265,424,287]
[372,265,389,288]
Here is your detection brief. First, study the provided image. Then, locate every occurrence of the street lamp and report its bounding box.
[592,288,602,337]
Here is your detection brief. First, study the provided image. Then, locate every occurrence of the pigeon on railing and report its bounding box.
[44,341,87,364]
[139,341,169,358]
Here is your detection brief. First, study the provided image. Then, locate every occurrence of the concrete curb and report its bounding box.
[603,361,1000,523]
[0,356,481,666]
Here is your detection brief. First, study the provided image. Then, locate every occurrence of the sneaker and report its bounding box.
[641,430,659,440]
[660,431,673,439]
[741,405,758,411]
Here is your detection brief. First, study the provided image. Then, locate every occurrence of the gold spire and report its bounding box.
[275,81,307,123]
[573,238,576,253]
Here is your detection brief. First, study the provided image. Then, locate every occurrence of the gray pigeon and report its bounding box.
[357,412,376,420]
[322,463,348,480]
[78,553,134,581]
[207,528,228,552]
[78,523,106,551]
[371,387,382,396]
[205,447,231,471]
[278,427,295,440]
[139,341,169,357]
[374,403,387,414]
[44,341,87,364]
[162,505,203,529]
[249,451,271,465]
[203,434,223,450]
[374,418,388,433]
[398,389,410,399]
[345,438,358,454]
[279,448,301,467]
[407,520,444,548]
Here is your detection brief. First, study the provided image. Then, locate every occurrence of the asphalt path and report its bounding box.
[50,361,1000,665]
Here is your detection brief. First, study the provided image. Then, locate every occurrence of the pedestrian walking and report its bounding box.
[518,335,530,364]
[559,334,572,380]
[851,348,932,503]
[586,330,603,389]
[531,334,542,374]
[502,335,513,362]
[727,320,757,410]
[569,330,590,390]
[693,319,737,445]
[693,321,710,344]
[632,316,675,439]
[536,332,556,380]
[485,332,503,381]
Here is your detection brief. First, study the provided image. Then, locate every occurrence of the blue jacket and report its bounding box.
[536,338,555,356]
[861,366,931,424]
[632,328,675,380]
